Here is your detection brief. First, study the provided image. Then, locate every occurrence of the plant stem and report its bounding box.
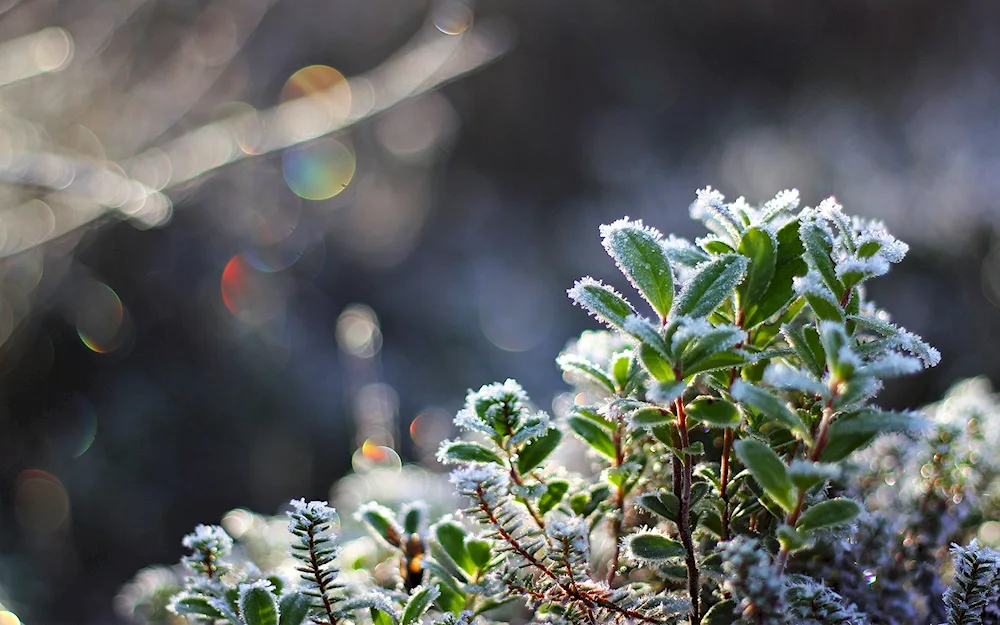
[720,308,746,542]
[605,421,626,585]
[776,402,836,572]
[673,397,700,624]
[720,427,734,541]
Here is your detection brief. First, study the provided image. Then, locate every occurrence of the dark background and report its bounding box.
[1,1,999,622]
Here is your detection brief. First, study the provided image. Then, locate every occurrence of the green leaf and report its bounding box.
[372,608,396,625]
[637,492,679,522]
[625,316,672,358]
[701,600,738,625]
[172,595,226,620]
[742,219,808,328]
[821,409,926,461]
[570,406,614,430]
[737,227,777,303]
[465,536,493,569]
[602,220,675,318]
[639,344,676,381]
[777,525,808,553]
[733,439,796,513]
[567,415,617,459]
[556,355,616,394]
[421,559,465,594]
[440,441,503,465]
[626,532,685,561]
[681,327,745,374]
[402,505,425,535]
[278,593,312,625]
[517,427,562,474]
[611,351,632,388]
[730,380,810,442]
[820,321,855,380]
[630,407,674,428]
[538,479,570,515]
[239,584,279,625]
[401,586,438,625]
[672,254,749,318]
[800,220,843,296]
[795,498,861,533]
[783,324,825,378]
[433,581,465,616]
[802,285,844,322]
[568,278,636,332]
[434,520,475,576]
[682,350,749,377]
[686,397,740,428]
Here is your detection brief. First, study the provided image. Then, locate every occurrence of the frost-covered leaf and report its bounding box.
[685,396,740,428]
[278,592,312,625]
[762,363,826,396]
[538,479,570,516]
[701,599,738,625]
[630,406,675,428]
[648,380,686,405]
[637,492,679,522]
[433,519,475,576]
[517,426,562,474]
[691,186,743,244]
[567,277,637,332]
[357,502,404,547]
[760,189,801,223]
[856,353,922,379]
[782,324,826,378]
[787,460,840,491]
[401,585,439,625]
[171,594,227,621]
[672,254,748,319]
[239,581,279,625]
[731,380,810,442]
[821,409,927,461]
[819,321,858,381]
[742,219,808,329]
[600,218,675,318]
[624,530,685,563]
[437,441,503,466]
[800,218,843,298]
[680,325,746,375]
[737,226,777,303]
[662,234,709,271]
[567,415,616,459]
[683,350,749,377]
[734,439,796,513]
[624,315,672,360]
[794,272,844,322]
[639,343,676,382]
[556,354,616,394]
[795,498,861,533]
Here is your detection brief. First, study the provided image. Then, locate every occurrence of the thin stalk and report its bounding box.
[673,397,700,624]
[605,421,626,585]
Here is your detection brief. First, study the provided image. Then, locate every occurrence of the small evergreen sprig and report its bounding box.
[944,540,1000,625]
[132,186,1000,625]
[287,499,344,625]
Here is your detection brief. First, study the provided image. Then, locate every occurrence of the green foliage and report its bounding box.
[129,186,1000,625]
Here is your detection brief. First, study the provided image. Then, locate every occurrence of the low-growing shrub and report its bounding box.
[121,188,1000,625]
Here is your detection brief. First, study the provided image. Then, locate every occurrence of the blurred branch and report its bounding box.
[0,8,509,260]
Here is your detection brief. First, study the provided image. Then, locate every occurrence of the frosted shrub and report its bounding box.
[123,188,1000,625]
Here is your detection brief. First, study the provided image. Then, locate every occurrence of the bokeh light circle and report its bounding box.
[434,3,473,35]
[15,470,69,534]
[282,139,355,200]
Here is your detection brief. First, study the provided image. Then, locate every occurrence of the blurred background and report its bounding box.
[0,0,998,622]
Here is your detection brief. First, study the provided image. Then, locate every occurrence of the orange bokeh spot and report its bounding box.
[220,255,247,316]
